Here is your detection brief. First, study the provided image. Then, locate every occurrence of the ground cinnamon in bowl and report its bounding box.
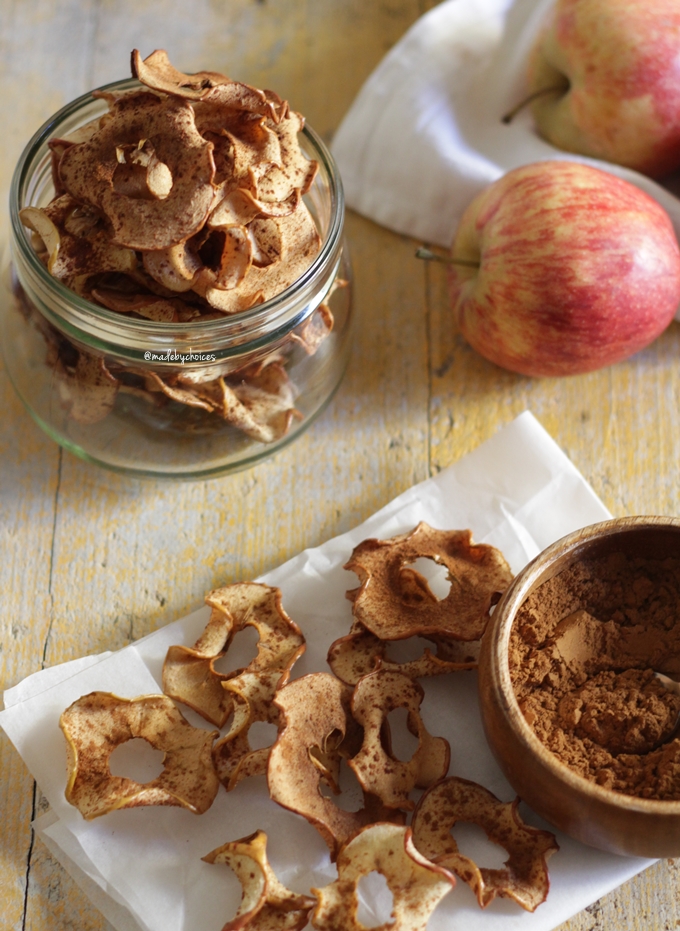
[510,552,680,800]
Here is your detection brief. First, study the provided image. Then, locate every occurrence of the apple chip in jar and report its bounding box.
[310,824,456,931]
[345,522,512,642]
[411,777,559,911]
[60,691,219,819]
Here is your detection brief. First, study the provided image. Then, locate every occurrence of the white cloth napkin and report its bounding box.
[331,0,680,253]
[0,412,654,931]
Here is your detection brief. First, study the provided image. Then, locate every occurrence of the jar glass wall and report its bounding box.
[2,79,353,479]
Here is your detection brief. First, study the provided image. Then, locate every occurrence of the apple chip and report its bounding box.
[411,777,559,912]
[345,523,513,642]
[290,304,334,355]
[91,289,193,322]
[20,196,136,281]
[142,242,201,292]
[60,691,219,819]
[59,91,215,251]
[212,670,285,791]
[348,670,449,811]
[163,583,305,727]
[268,673,403,859]
[53,351,120,425]
[205,582,306,675]
[310,824,456,931]
[132,48,274,117]
[327,621,478,686]
[203,830,314,931]
[163,608,235,726]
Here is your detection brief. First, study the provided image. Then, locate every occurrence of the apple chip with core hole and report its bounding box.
[310,824,456,931]
[59,91,216,251]
[345,523,512,642]
[327,621,478,685]
[163,582,305,727]
[267,673,403,859]
[348,669,450,811]
[411,777,559,911]
[59,692,219,820]
[212,670,286,791]
[205,582,306,674]
[203,830,314,931]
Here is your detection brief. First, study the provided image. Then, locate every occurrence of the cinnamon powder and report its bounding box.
[509,552,680,799]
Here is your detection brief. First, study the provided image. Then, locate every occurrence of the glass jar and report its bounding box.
[2,79,352,479]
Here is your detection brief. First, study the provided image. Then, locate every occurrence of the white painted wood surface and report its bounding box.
[1,2,679,929]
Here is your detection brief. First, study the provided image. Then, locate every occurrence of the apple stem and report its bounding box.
[415,247,480,268]
[502,85,567,124]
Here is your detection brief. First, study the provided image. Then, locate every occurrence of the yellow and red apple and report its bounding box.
[448,161,680,377]
[528,0,680,178]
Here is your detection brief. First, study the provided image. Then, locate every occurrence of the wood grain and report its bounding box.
[0,1,678,930]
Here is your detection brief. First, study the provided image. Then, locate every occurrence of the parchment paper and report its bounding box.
[0,412,654,931]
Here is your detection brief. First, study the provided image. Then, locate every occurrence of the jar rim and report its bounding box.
[9,77,345,357]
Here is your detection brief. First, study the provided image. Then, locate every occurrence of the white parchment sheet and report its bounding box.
[1,412,654,931]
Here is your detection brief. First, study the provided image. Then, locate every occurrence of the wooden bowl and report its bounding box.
[478,516,680,857]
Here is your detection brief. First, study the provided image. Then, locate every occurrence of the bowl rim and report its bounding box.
[491,514,680,814]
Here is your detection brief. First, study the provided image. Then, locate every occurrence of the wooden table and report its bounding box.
[1,1,679,928]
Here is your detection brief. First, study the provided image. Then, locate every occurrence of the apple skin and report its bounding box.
[448,161,680,378]
[528,0,680,179]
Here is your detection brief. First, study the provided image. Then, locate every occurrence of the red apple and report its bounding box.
[448,161,680,377]
[528,0,680,179]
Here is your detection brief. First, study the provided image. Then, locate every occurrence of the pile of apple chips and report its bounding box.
[19,50,337,437]
[59,525,559,929]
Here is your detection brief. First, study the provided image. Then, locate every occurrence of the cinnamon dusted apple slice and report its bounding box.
[268,673,404,859]
[60,692,219,819]
[20,196,136,281]
[310,824,456,931]
[59,91,215,251]
[348,669,450,811]
[163,582,305,726]
[411,777,559,911]
[203,830,314,931]
[345,523,512,642]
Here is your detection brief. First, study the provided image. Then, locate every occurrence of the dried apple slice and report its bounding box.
[163,583,305,726]
[131,49,231,99]
[411,777,559,911]
[268,673,403,859]
[310,824,456,931]
[212,669,286,791]
[60,692,219,819]
[59,91,215,251]
[290,304,334,355]
[142,242,202,292]
[203,830,314,931]
[53,352,120,425]
[20,196,136,281]
[345,523,513,642]
[348,670,449,811]
[163,609,235,727]
[205,582,306,675]
[327,621,478,686]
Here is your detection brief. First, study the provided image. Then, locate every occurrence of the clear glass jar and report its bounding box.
[2,79,352,479]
